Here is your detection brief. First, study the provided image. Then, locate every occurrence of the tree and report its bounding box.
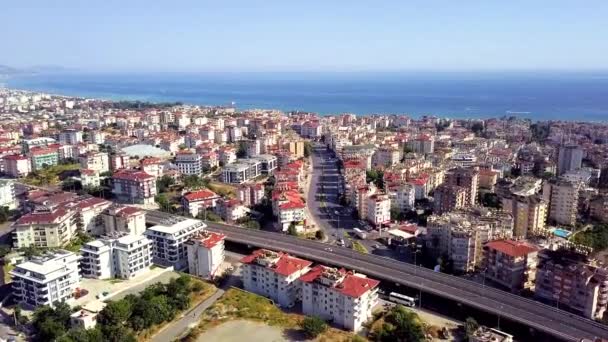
[182,175,208,189]
[366,169,384,189]
[244,220,261,230]
[155,193,173,213]
[0,244,11,258]
[301,316,327,338]
[373,305,425,342]
[465,317,479,337]
[236,141,247,158]
[304,141,313,158]
[156,175,175,193]
[97,300,132,327]
[315,230,325,240]
[480,193,501,209]
[471,122,484,136]
[288,222,299,236]
[101,324,137,342]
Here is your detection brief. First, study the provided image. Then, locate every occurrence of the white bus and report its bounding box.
[388,292,416,307]
[353,228,367,239]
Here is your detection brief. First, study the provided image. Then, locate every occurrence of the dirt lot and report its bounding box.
[196,320,291,342]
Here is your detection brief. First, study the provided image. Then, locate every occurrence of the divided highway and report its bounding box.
[144,210,608,341]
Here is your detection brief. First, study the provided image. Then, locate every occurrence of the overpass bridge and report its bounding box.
[144,210,608,341]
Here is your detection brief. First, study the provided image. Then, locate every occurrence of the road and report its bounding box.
[150,289,225,342]
[197,220,608,342]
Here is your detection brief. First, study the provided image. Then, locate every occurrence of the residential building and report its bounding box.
[29,147,59,170]
[372,147,400,168]
[500,195,548,237]
[112,170,157,204]
[393,183,415,212]
[77,197,112,236]
[366,194,391,227]
[182,189,221,218]
[237,183,265,207]
[0,179,17,209]
[433,185,467,215]
[299,265,379,332]
[407,134,434,154]
[145,219,206,269]
[102,205,146,236]
[535,249,608,319]
[557,144,583,176]
[185,231,226,279]
[215,198,250,223]
[176,152,203,176]
[2,154,31,177]
[444,167,479,207]
[478,169,499,191]
[221,159,261,183]
[543,179,581,226]
[140,157,163,178]
[79,151,110,173]
[58,129,83,145]
[11,250,81,308]
[80,233,153,279]
[241,249,313,308]
[244,139,261,157]
[13,207,78,248]
[483,239,540,293]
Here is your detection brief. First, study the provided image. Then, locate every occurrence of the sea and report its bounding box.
[5,71,608,121]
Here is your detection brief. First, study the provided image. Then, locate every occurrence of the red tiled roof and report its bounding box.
[140,157,162,166]
[113,170,154,181]
[2,154,28,161]
[77,197,110,209]
[485,240,539,258]
[408,178,427,186]
[16,208,71,225]
[190,232,226,249]
[241,249,312,276]
[279,200,305,210]
[184,189,219,202]
[337,274,380,298]
[115,206,144,217]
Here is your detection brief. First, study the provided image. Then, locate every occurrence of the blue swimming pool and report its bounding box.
[553,228,572,238]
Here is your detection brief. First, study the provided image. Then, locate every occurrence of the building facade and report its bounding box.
[185,231,226,279]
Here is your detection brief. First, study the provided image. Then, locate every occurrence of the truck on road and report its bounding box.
[353,228,367,239]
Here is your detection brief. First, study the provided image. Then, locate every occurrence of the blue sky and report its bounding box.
[2,1,607,72]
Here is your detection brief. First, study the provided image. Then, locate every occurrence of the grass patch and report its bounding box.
[3,263,14,283]
[208,182,237,198]
[352,241,368,254]
[23,163,81,186]
[183,288,361,342]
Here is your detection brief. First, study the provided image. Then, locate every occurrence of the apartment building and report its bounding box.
[102,205,146,236]
[444,167,479,207]
[483,239,540,293]
[182,189,221,218]
[176,152,204,176]
[299,265,379,332]
[13,207,78,248]
[80,233,153,279]
[277,200,307,232]
[139,157,163,179]
[145,219,206,269]
[372,147,400,168]
[366,194,391,227]
[11,250,81,308]
[112,170,157,204]
[0,179,17,209]
[185,231,226,279]
[393,183,415,212]
[236,183,265,207]
[79,151,110,173]
[77,197,112,236]
[535,249,608,319]
[557,144,583,176]
[241,249,313,308]
[500,195,548,237]
[543,179,581,226]
[58,129,83,145]
[222,160,261,184]
[29,147,59,170]
[433,184,467,215]
[2,154,31,177]
[407,134,435,154]
[426,209,513,272]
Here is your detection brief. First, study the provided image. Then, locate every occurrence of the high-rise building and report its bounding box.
[433,184,467,214]
[557,144,583,176]
[186,231,226,279]
[444,167,479,207]
[80,233,153,279]
[543,179,581,226]
[176,151,204,176]
[145,219,206,269]
[500,195,548,237]
[483,239,540,293]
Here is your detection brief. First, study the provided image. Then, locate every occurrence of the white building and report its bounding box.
[394,184,415,212]
[76,197,112,236]
[557,144,583,176]
[277,201,307,232]
[241,249,312,308]
[182,189,221,218]
[80,233,153,279]
[2,154,31,178]
[79,151,110,173]
[185,231,226,279]
[145,219,207,269]
[0,179,17,209]
[366,194,391,227]
[176,152,203,176]
[11,250,81,308]
[299,265,379,332]
[59,129,83,145]
[102,205,146,236]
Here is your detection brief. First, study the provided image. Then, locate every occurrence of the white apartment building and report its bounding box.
[0,179,17,209]
[394,183,415,212]
[13,207,78,248]
[102,205,146,236]
[176,152,203,175]
[299,265,379,332]
[277,201,307,232]
[2,154,31,178]
[185,231,226,279]
[11,250,81,308]
[241,249,312,308]
[80,233,153,280]
[372,147,400,168]
[58,129,83,145]
[145,218,206,269]
[77,197,112,235]
[366,194,391,227]
[79,151,110,173]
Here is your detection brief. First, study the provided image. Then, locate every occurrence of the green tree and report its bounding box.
[244,220,261,230]
[97,300,132,327]
[471,122,484,136]
[182,175,208,189]
[373,305,425,342]
[366,169,384,189]
[300,316,327,338]
[288,222,299,236]
[0,244,11,258]
[101,324,137,342]
[315,230,326,240]
[480,193,501,209]
[304,141,313,158]
[465,317,479,337]
[156,175,175,193]
[155,193,173,213]
[236,141,247,158]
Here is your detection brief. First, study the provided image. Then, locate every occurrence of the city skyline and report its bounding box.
[2,1,608,72]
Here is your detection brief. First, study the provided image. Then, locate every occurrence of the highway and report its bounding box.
[144,210,608,341]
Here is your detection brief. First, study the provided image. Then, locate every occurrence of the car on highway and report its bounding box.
[337,239,345,247]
